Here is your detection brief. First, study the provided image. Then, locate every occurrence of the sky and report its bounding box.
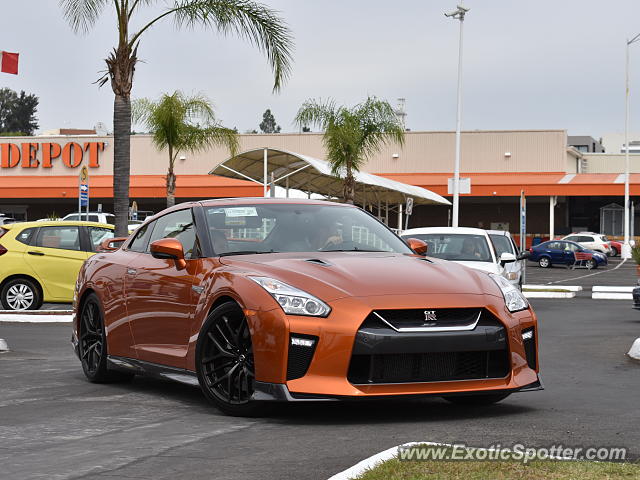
[2,0,640,138]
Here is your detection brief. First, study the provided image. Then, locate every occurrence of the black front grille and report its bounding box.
[347,350,510,384]
[366,308,480,330]
[522,328,537,370]
[286,334,318,380]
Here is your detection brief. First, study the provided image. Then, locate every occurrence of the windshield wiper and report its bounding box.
[218,250,278,257]
[322,248,383,252]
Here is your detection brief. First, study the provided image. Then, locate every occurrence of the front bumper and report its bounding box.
[251,377,544,402]
[249,293,540,399]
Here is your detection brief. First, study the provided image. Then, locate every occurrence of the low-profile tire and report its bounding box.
[611,247,618,257]
[538,257,551,268]
[1,277,42,311]
[196,301,263,417]
[586,259,597,269]
[79,293,133,383]
[444,393,511,406]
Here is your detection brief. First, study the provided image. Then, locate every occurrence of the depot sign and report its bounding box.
[0,141,105,169]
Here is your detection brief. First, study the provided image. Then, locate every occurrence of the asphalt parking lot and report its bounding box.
[1,298,639,480]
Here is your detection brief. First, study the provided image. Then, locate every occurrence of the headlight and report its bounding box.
[506,272,518,281]
[248,276,331,317]
[489,273,529,312]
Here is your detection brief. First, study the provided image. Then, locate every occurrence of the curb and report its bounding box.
[628,338,640,361]
[592,292,633,300]
[592,286,635,293]
[327,442,574,480]
[0,314,72,323]
[0,338,8,352]
[523,285,582,292]
[0,310,72,315]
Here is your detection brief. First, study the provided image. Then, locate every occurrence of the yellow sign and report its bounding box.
[80,165,89,183]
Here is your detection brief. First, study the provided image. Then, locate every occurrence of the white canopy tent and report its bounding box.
[209,148,450,228]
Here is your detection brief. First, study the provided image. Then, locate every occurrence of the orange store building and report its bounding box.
[1,130,638,238]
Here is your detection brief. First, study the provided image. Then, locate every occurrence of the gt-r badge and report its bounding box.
[423,310,437,324]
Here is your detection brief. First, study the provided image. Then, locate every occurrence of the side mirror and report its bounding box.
[150,238,186,269]
[517,251,530,260]
[98,237,128,252]
[499,252,517,267]
[405,237,428,256]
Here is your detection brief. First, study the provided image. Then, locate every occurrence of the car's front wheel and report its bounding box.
[444,393,511,406]
[196,301,261,416]
[586,259,597,269]
[79,293,133,383]
[538,257,551,268]
[611,246,619,256]
[1,278,42,311]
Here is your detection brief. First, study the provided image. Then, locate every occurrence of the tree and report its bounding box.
[294,97,405,204]
[259,108,280,133]
[133,91,239,207]
[60,1,293,236]
[0,88,39,136]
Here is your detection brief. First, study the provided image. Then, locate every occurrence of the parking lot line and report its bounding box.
[545,258,628,285]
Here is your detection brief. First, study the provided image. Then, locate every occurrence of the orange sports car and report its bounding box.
[72,198,541,416]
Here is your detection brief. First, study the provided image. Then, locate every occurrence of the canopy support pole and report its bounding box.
[385,201,389,225]
[398,203,403,230]
[286,177,290,198]
[263,148,268,197]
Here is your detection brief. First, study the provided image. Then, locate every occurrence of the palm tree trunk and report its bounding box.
[167,149,176,208]
[344,163,355,204]
[113,94,131,237]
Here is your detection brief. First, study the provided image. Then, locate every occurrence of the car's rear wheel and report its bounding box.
[80,293,133,383]
[444,393,511,406]
[611,246,618,256]
[1,278,42,310]
[196,302,261,416]
[538,257,551,268]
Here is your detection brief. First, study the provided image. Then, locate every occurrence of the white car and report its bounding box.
[561,232,612,256]
[62,212,140,233]
[401,227,519,287]
[487,230,527,288]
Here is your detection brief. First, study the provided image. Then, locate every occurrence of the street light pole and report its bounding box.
[445,4,469,228]
[623,33,640,259]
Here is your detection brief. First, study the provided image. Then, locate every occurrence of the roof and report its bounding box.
[0,175,262,199]
[209,148,450,206]
[379,172,640,196]
[3,220,113,229]
[402,227,490,236]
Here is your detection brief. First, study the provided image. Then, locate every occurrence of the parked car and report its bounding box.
[633,284,640,309]
[0,216,17,225]
[62,212,141,233]
[608,239,623,257]
[528,240,608,269]
[400,227,520,287]
[487,230,528,288]
[561,232,612,256]
[0,221,114,310]
[72,199,541,415]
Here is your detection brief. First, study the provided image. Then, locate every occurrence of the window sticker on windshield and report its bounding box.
[225,207,258,217]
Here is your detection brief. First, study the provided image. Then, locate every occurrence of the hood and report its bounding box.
[451,260,502,275]
[220,252,500,301]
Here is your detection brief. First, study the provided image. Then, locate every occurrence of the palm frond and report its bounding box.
[294,98,336,131]
[59,0,111,34]
[129,0,294,92]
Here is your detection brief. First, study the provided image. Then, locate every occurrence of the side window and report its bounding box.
[547,242,561,250]
[565,236,578,242]
[88,215,100,223]
[581,236,594,243]
[88,227,114,252]
[147,209,198,259]
[15,227,36,245]
[65,215,79,221]
[34,226,80,251]
[128,221,154,253]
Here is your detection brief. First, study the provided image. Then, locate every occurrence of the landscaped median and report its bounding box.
[522,285,582,299]
[330,443,639,480]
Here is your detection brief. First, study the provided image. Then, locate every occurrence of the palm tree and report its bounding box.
[60,0,293,236]
[294,97,405,204]
[133,91,239,207]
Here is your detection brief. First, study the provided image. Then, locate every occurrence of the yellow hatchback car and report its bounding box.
[0,221,114,310]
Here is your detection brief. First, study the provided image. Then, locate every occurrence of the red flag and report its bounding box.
[0,51,19,75]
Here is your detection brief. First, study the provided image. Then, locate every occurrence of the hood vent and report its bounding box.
[304,258,332,267]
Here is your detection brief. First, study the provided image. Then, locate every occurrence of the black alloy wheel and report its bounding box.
[80,293,132,383]
[444,393,511,406]
[196,302,260,416]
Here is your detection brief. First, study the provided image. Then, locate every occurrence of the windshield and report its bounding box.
[204,203,412,256]
[489,234,514,256]
[401,233,493,262]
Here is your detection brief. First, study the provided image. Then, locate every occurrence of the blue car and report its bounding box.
[528,240,608,269]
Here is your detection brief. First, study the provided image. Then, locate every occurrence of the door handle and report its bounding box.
[27,251,45,256]
[127,268,137,275]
